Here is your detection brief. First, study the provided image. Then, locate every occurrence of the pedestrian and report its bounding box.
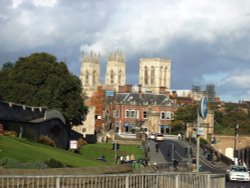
[155,143,159,152]
[173,159,179,170]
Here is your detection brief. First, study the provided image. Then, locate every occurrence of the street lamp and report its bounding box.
[234,124,239,163]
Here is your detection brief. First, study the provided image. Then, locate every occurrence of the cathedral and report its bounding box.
[80,50,172,96]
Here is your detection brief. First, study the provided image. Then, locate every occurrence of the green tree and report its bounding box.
[171,103,198,133]
[0,52,87,126]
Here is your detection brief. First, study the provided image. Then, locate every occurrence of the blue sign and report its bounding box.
[200,96,208,119]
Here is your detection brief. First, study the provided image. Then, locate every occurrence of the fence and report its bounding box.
[0,172,225,188]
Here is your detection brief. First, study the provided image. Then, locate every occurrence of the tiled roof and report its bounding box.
[106,93,175,106]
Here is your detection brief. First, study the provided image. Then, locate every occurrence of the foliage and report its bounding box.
[38,135,56,147]
[171,103,197,133]
[0,157,48,169]
[214,105,250,135]
[0,52,88,126]
[44,158,65,168]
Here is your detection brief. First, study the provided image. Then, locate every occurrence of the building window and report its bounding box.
[131,110,138,118]
[125,110,130,118]
[110,69,114,84]
[151,66,155,85]
[93,70,96,85]
[164,67,167,86]
[166,111,171,120]
[116,110,120,118]
[143,111,148,119]
[171,112,174,120]
[144,66,148,85]
[118,70,122,84]
[160,112,165,119]
[85,71,89,85]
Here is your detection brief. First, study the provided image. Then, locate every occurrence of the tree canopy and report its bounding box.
[0,52,87,126]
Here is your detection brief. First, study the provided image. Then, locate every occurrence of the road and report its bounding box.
[154,139,250,188]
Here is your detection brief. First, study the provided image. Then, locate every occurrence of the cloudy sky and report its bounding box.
[1,0,250,102]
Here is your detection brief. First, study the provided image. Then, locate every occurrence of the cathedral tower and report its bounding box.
[105,51,126,91]
[139,58,171,93]
[80,51,101,97]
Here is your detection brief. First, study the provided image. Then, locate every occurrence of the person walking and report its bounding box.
[155,143,159,152]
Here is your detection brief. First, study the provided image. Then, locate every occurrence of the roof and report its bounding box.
[106,93,176,107]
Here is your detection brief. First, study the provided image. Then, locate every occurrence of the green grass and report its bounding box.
[0,136,108,167]
[80,143,144,163]
[0,135,145,168]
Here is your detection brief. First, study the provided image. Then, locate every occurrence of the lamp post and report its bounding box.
[234,124,239,163]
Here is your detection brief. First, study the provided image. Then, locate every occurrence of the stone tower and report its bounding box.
[105,51,126,91]
[139,58,171,93]
[80,51,101,97]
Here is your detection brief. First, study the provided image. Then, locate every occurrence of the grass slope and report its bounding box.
[0,136,108,167]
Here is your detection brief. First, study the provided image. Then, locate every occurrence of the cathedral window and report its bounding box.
[151,66,155,85]
[110,70,114,84]
[164,67,167,86]
[85,71,89,85]
[144,66,148,85]
[118,70,122,84]
[93,71,96,85]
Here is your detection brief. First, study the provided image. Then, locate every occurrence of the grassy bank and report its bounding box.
[0,135,144,168]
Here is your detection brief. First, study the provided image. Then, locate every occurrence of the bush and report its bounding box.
[77,138,87,147]
[45,158,65,168]
[200,137,208,145]
[38,135,55,147]
[0,157,48,169]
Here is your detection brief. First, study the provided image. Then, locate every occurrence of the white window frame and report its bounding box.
[131,110,136,118]
[125,110,130,118]
[166,111,171,120]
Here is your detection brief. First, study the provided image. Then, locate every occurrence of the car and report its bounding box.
[156,134,165,141]
[149,133,156,140]
[225,165,250,182]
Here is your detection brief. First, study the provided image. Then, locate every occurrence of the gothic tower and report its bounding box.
[139,58,171,93]
[80,51,101,97]
[105,50,126,91]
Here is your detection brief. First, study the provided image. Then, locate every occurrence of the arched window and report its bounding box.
[151,66,155,85]
[164,67,167,86]
[144,66,148,85]
[93,71,96,85]
[110,69,114,84]
[118,70,122,84]
[85,71,89,85]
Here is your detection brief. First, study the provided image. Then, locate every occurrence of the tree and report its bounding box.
[171,103,198,133]
[0,52,87,126]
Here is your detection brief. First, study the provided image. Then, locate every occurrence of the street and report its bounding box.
[149,138,250,188]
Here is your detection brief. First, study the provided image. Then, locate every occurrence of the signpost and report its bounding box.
[196,96,208,172]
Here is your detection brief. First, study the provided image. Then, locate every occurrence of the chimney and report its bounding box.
[172,91,177,99]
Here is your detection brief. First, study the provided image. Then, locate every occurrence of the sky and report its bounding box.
[1,0,250,102]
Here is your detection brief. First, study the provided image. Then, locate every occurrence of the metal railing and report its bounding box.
[0,172,225,188]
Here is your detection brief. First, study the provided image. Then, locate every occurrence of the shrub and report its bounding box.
[3,131,17,137]
[0,157,48,169]
[38,135,55,147]
[45,158,65,168]
[77,138,87,147]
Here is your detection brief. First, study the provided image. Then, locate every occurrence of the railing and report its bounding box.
[0,172,225,188]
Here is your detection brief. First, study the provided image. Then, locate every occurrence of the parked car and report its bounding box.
[149,133,156,140]
[156,134,165,141]
[225,165,250,182]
